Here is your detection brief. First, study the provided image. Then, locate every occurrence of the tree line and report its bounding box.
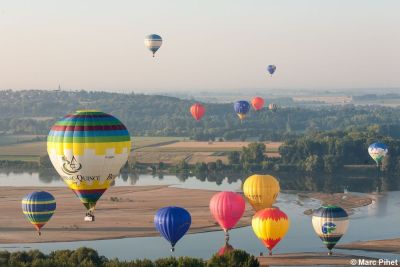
[2,90,400,141]
[0,247,259,267]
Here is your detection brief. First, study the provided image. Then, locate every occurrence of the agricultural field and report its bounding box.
[0,135,281,165]
[131,141,282,165]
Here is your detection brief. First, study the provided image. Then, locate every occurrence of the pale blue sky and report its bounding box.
[0,0,399,91]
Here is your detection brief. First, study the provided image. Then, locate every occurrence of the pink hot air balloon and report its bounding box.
[209,191,246,242]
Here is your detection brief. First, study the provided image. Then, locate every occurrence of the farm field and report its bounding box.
[0,136,281,164]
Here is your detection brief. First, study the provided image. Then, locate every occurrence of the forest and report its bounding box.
[2,90,400,141]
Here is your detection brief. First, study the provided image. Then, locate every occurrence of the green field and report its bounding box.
[0,135,45,146]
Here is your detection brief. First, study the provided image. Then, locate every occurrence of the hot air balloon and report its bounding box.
[368,142,388,166]
[22,191,56,235]
[209,191,245,242]
[217,242,234,256]
[312,205,349,255]
[190,103,205,121]
[234,101,250,121]
[268,103,278,112]
[144,34,162,57]
[267,65,276,76]
[154,206,191,252]
[47,110,131,221]
[252,207,290,255]
[243,174,280,212]
[251,97,265,111]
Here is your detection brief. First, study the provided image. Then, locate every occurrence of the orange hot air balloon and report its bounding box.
[190,103,205,121]
[252,207,290,255]
[251,97,265,111]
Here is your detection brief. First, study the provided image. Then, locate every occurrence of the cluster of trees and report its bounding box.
[279,129,400,173]
[0,247,259,267]
[3,90,400,141]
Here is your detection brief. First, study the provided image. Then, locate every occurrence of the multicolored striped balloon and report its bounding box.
[47,110,131,220]
[144,34,162,57]
[252,207,289,255]
[368,142,388,166]
[22,191,56,235]
[312,205,349,255]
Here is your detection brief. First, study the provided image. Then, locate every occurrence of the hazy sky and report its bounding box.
[0,0,399,92]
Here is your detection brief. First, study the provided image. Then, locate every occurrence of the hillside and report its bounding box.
[2,90,400,141]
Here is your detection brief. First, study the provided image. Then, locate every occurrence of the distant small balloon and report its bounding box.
[190,103,206,121]
[234,101,250,121]
[145,34,163,57]
[22,191,56,236]
[368,142,388,166]
[268,103,278,112]
[251,97,265,111]
[154,206,191,252]
[267,65,276,76]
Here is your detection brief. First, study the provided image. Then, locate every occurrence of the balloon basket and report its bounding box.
[84,215,95,222]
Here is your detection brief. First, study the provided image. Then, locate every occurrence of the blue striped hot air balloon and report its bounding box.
[234,101,250,121]
[144,34,163,57]
[312,205,349,255]
[22,191,56,235]
[154,206,191,252]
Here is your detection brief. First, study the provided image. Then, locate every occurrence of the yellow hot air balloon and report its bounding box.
[47,110,131,221]
[252,207,290,255]
[243,174,280,211]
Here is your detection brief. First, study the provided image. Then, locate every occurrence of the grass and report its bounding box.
[0,135,45,146]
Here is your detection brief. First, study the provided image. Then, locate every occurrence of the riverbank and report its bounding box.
[0,186,373,244]
[336,238,400,254]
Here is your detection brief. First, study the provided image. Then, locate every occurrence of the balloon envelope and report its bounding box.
[368,142,388,165]
[190,103,206,121]
[154,206,191,250]
[209,191,245,232]
[234,101,250,120]
[267,65,276,75]
[243,174,280,211]
[312,205,349,251]
[47,110,131,216]
[252,207,289,253]
[22,191,56,234]
[145,34,162,57]
[251,97,265,111]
